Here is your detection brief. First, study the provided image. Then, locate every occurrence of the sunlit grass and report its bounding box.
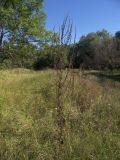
[0,69,119,160]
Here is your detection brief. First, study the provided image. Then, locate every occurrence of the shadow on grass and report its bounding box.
[85,71,120,83]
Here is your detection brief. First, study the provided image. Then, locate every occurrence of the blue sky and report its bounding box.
[44,0,120,41]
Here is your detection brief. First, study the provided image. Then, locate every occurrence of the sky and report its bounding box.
[44,0,120,42]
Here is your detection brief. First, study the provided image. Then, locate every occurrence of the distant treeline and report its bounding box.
[0,29,120,70]
[34,29,120,70]
[0,1,119,70]
[69,30,120,70]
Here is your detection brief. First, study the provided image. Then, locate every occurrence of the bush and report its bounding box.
[33,54,55,70]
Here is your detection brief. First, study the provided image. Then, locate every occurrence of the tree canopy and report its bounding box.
[0,0,52,68]
[0,0,16,8]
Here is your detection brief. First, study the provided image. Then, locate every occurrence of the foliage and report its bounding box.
[33,46,55,70]
[0,0,120,70]
[0,0,47,46]
[32,29,120,71]
[33,54,54,70]
[0,0,16,8]
[0,0,52,68]
[68,29,120,70]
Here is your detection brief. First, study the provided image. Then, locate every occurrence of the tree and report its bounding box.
[0,0,50,48]
[70,32,98,68]
[115,31,120,39]
[115,31,120,50]
[0,0,52,67]
[69,29,112,69]
[0,0,16,8]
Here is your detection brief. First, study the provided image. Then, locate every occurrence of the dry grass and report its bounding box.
[0,69,119,160]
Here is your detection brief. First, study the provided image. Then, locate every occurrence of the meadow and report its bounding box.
[0,69,120,160]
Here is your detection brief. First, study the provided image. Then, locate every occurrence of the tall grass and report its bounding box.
[0,69,119,159]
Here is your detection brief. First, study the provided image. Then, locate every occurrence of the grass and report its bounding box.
[0,69,120,160]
